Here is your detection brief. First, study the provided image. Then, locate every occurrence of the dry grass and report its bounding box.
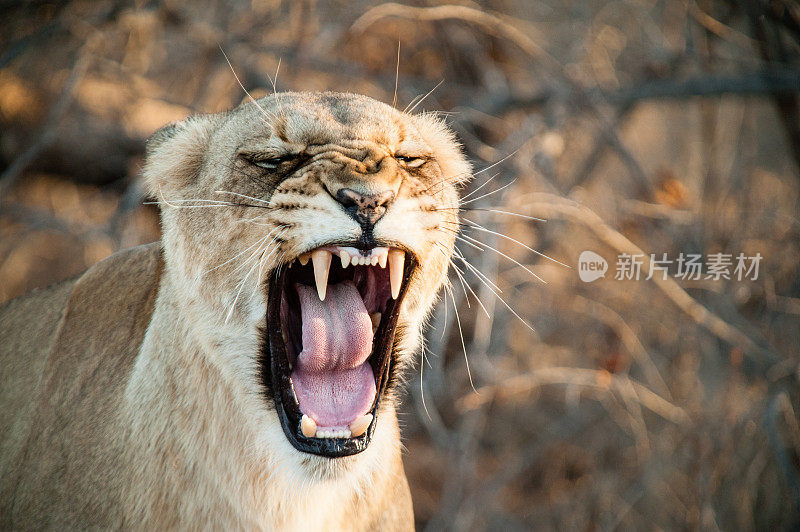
[2,1,799,529]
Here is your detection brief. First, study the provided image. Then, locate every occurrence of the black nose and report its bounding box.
[335,188,395,226]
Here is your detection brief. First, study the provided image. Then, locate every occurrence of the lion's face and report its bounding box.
[144,92,467,461]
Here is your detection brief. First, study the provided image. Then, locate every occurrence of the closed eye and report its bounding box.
[242,152,302,170]
[395,155,427,168]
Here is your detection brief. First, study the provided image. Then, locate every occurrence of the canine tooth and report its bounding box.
[301,415,317,438]
[299,253,311,266]
[349,414,373,437]
[311,249,332,301]
[340,250,351,268]
[388,249,405,299]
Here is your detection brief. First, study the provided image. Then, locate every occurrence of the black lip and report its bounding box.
[261,248,416,458]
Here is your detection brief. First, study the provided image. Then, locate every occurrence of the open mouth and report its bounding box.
[263,245,415,457]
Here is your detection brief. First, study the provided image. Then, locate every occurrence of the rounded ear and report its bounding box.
[142,114,219,197]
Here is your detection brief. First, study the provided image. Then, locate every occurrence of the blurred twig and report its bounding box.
[352,3,547,59]
[514,193,782,366]
[0,50,91,200]
[457,366,689,425]
[353,2,656,197]
[483,69,800,113]
[767,392,800,518]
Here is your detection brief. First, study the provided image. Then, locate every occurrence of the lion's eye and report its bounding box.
[396,155,427,169]
[246,153,299,170]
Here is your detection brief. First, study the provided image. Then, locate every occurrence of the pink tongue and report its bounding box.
[291,282,376,428]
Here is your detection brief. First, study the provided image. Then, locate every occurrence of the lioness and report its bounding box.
[0,91,468,529]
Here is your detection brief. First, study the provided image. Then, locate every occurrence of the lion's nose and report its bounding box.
[335,188,396,226]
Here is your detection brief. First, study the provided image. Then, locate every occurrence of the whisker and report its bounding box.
[453,253,534,331]
[406,79,444,114]
[431,242,472,310]
[419,169,474,196]
[444,283,477,393]
[219,44,277,125]
[228,235,275,276]
[471,150,518,177]
[450,258,491,318]
[459,178,518,206]
[453,247,502,293]
[214,190,271,205]
[204,226,282,275]
[459,172,501,202]
[144,203,246,209]
[266,57,285,120]
[457,233,546,283]
[392,40,400,110]
[425,205,546,222]
[419,345,432,421]
[145,198,237,204]
[225,238,270,324]
[463,219,569,268]
[462,208,546,221]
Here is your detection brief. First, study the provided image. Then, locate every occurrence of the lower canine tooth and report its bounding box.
[370,312,381,332]
[349,414,373,437]
[301,415,317,438]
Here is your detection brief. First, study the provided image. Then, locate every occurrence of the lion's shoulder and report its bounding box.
[0,242,163,528]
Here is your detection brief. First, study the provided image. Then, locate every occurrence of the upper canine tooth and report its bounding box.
[298,253,311,266]
[388,249,405,299]
[349,414,373,437]
[301,415,317,438]
[340,250,351,268]
[311,249,332,301]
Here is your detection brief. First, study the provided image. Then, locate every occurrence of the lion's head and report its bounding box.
[143,91,468,464]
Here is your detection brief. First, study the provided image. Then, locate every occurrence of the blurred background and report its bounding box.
[2,0,799,529]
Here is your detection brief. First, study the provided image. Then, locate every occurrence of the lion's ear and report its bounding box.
[142,114,218,197]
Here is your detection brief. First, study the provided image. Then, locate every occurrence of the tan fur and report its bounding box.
[0,91,467,529]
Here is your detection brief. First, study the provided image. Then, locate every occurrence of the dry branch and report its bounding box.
[513,193,781,366]
[457,366,689,425]
[482,70,800,114]
[0,51,91,200]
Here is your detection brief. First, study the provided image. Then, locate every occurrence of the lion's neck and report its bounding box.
[120,274,403,528]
